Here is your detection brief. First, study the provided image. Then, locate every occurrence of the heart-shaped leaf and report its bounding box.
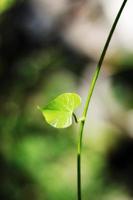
[39,93,81,128]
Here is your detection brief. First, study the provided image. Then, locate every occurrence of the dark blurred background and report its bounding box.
[0,0,133,199]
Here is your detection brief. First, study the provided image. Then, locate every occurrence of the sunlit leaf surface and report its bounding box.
[39,93,81,128]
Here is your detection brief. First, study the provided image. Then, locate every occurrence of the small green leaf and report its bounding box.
[39,93,81,128]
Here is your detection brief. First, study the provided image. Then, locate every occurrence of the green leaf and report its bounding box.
[39,93,81,128]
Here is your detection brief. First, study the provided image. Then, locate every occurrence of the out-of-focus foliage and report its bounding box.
[111,53,133,109]
[0,0,16,13]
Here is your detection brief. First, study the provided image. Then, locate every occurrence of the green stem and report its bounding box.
[77,0,128,199]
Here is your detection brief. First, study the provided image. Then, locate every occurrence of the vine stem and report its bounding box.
[77,0,128,199]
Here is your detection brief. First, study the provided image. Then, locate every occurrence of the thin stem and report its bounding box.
[77,0,128,199]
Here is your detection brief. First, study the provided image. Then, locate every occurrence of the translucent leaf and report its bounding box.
[39,93,81,128]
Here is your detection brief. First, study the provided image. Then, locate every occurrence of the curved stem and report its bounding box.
[77,0,128,199]
[73,113,78,123]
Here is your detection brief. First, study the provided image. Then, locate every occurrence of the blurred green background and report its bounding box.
[0,0,133,200]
